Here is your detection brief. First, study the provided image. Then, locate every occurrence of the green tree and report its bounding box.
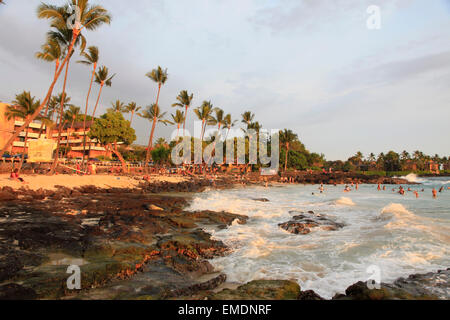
[383,151,401,172]
[88,110,136,172]
[279,129,298,172]
[111,100,125,113]
[4,92,42,173]
[241,111,255,129]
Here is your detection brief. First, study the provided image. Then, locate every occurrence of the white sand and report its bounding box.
[0,174,187,191]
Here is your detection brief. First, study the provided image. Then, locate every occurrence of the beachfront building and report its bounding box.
[0,102,111,159]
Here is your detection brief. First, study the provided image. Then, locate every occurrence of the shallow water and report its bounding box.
[187,175,450,299]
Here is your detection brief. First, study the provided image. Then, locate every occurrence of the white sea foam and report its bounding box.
[187,182,450,299]
[335,197,355,206]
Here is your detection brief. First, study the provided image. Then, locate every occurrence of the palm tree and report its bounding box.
[172,90,193,136]
[125,102,141,126]
[224,114,237,140]
[194,101,215,142]
[241,111,255,129]
[1,1,110,156]
[111,100,125,113]
[171,110,185,138]
[35,39,62,138]
[138,104,171,166]
[51,93,74,168]
[77,45,99,161]
[210,108,226,132]
[92,66,115,118]
[146,66,168,108]
[63,105,81,156]
[279,129,297,172]
[5,92,42,173]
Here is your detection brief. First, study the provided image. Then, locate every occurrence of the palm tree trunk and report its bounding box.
[91,84,104,119]
[145,117,157,169]
[18,127,29,174]
[177,124,180,138]
[38,60,59,139]
[183,105,188,136]
[64,118,75,157]
[284,144,289,172]
[108,141,128,173]
[0,30,79,155]
[130,111,134,125]
[50,56,71,174]
[82,63,96,168]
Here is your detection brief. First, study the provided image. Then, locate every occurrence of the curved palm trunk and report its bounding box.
[38,60,60,139]
[108,141,128,173]
[177,124,180,138]
[82,63,97,168]
[17,127,29,174]
[50,56,72,174]
[145,117,157,171]
[91,84,104,119]
[1,30,79,156]
[86,84,104,161]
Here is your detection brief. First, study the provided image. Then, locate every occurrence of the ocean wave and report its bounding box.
[335,197,355,206]
[402,173,424,183]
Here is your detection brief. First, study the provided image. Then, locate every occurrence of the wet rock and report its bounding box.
[252,198,270,202]
[332,270,448,300]
[0,190,16,201]
[298,290,325,300]
[209,280,301,300]
[279,211,344,235]
[0,283,37,300]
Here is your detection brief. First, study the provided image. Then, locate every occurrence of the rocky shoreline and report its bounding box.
[0,178,447,300]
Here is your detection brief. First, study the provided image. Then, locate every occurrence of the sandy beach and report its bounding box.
[0,174,187,191]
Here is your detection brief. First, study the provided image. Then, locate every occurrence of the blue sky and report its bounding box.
[0,0,449,160]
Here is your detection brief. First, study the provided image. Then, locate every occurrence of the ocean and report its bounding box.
[187,174,450,299]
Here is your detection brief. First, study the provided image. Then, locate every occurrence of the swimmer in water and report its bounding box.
[383,186,386,191]
[377,183,381,191]
[414,191,419,199]
[432,188,437,199]
[439,186,444,193]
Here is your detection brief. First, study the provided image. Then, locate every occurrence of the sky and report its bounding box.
[0,0,449,160]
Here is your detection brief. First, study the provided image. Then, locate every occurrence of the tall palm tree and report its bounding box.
[210,108,226,132]
[194,101,214,142]
[279,129,297,172]
[111,100,125,113]
[172,90,193,136]
[125,102,141,126]
[171,110,185,138]
[241,111,255,128]
[5,92,42,173]
[63,105,81,156]
[77,45,99,161]
[92,66,114,118]
[1,0,110,156]
[35,39,62,138]
[51,93,74,169]
[224,114,237,140]
[138,104,171,166]
[146,66,168,108]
